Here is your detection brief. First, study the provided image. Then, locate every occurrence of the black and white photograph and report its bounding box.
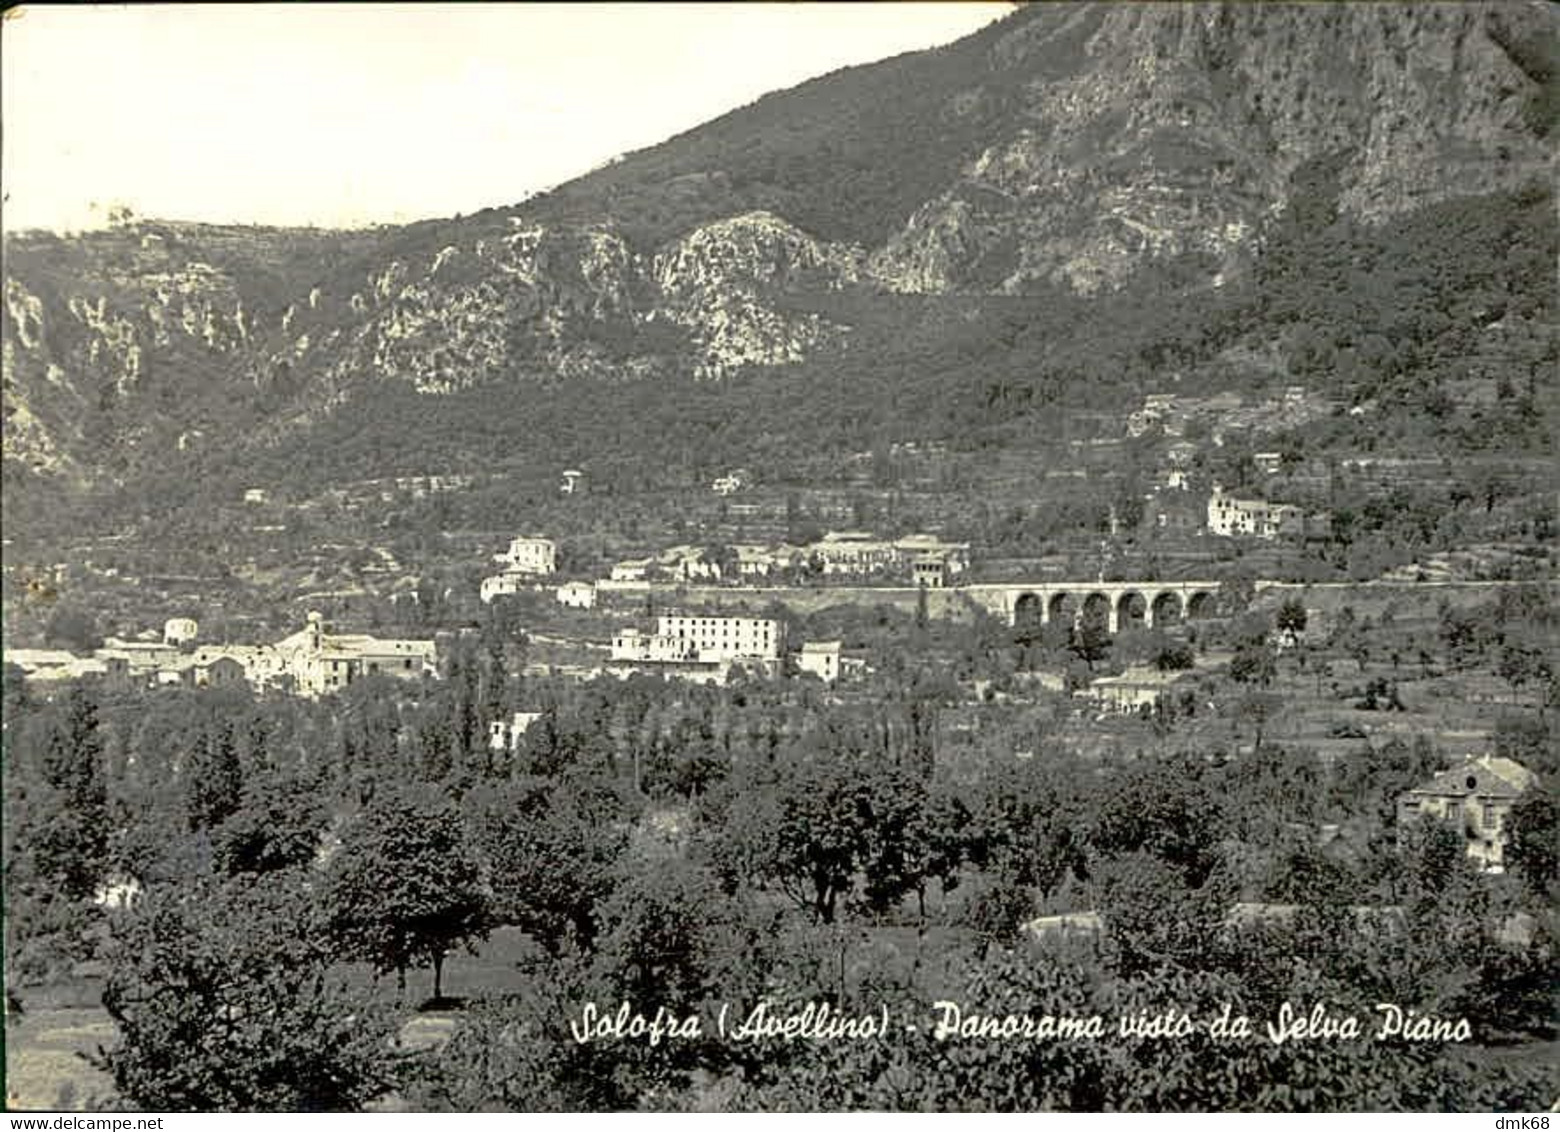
[2,0,1557,1116]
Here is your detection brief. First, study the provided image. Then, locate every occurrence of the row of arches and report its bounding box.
[1012,589,1216,634]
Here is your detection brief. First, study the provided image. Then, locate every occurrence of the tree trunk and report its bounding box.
[396,964,406,998]
[433,951,445,1001]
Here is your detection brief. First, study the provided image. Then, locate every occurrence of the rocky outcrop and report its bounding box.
[654,212,863,377]
[4,2,1553,492]
[870,1,1555,294]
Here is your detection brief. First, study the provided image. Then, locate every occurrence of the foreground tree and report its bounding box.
[465,775,627,955]
[322,787,492,999]
[1505,786,1560,900]
[97,874,398,1111]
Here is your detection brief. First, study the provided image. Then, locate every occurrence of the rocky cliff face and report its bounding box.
[4,1,1554,494]
[870,1,1555,294]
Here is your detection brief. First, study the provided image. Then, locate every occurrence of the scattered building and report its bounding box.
[1396,755,1537,873]
[243,488,269,505]
[608,614,785,685]
[712,474,744,495]
[796,640,842,683]
[1207,487,1303,540]
[556,581,596,610]
[560,469,584,495]
[7,649,83,680]
[497,536,557,576]
[610,559,651,583]
[1253,452,1284,475]
[481,573,534,604]
[272,612,436,698]
[488,711,545,753]
[734,545,795,579]
[806,531,970,579]
[163,617,199,646]
[1024,911,1104,943]
[913,554,949,589]
[1085,667,1185,713]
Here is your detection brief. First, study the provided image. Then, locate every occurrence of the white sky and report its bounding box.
[1,2,1013,233]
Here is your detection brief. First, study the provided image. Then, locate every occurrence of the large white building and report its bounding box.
[163,618,199,645]
[489,711,545,753]
[655,614,783,662]
[796,640,842,683]
[497,536,557,576]
[1207,488,1302,540]
[608,614,785,685]
[272,612,436,697]
[805,532,970,579]
[556,581,596,609]
[1397,756,1537,873]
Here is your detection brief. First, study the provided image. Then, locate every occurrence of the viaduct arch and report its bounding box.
[993,580,1221,634]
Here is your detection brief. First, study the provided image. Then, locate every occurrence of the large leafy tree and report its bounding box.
[1505,786,1560,900]
[321,787,492,999]
[465,775,627,956]
[96,873,398,1111]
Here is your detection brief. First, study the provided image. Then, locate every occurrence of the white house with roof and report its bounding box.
[163,617,199,645]
[1397,755,1538,873]
[556,581,596,609]
[273,612,436,698]
[496,536,557,576]
[488,711,545,753]
[796,640,842,683]
[1207,487,1302,539]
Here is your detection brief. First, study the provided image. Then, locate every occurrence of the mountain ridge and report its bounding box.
[3,1,1555,526]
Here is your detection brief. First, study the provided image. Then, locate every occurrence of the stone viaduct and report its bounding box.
[960,580,1223,633]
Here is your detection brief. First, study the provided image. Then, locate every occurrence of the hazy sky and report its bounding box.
[1,2,1013,233]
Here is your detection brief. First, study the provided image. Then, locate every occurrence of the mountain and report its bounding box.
[3,1,1556,531]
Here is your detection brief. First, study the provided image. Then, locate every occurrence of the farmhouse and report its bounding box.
[496,535,557,576]
[273,612,436,698]
[1206,487,1303,540]
[556,581,596,609]
[796,640,842,683]
[1396,755,1537,873]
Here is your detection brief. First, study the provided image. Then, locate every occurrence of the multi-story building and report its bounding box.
[1207,487,1303,540]
[1396,756,1537,873]
[556,581,596,609]
[163,617,199,645]
[482,573,541,603]
[273,612,436,697]
[796,640,842,683]
[498,536,557,576]
[805,532,970,579]
[655,614,783,662]
[608,614,785,685]
[488,711,545,753]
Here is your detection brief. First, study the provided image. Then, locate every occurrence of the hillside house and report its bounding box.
[273,612,436,698]
[609,614,785,685]
[1207,487,1303,540]
[556,581,596,609]
[913,553,949,588]
[805,531,970,579]
[610,558,651,583]
[480,573,531,604]
[1085,667,1184,714]
[488,711,544,753]
[734,544,792,579]
[163,617,199,645]
[1396,756,1537,873]
[560,469,584,494]
[796,640,842,683]
[497,535,557,576]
